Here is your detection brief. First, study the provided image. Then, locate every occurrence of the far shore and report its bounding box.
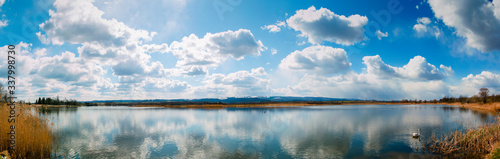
[22,101,500,158]
[440,102,500,114]
[29,101,500,114]
[133,101,500,113]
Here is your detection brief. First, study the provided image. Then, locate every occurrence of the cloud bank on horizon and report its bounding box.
[0,0,499,101]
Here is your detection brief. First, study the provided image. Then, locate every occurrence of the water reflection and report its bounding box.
[40,105,495,158]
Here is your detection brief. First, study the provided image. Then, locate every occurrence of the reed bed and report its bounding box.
[0,103,54,158]
[425,118,500,158]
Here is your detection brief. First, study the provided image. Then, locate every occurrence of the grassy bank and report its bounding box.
[487,143,500,159]
[134,101,357,109]
[133,101,500,110]
[425,117,500,158]
[0,103,54,158]
[453,102,500,113]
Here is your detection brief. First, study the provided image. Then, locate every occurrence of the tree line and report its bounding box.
[438,88,499,104]
[35,96,79,106]
[394,88,499,104]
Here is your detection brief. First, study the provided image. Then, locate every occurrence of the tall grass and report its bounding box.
[425,118,500,158]
[0,103,54,158]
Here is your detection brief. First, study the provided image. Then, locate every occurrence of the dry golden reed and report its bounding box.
[0,103,54,158]
[425,118,500,158]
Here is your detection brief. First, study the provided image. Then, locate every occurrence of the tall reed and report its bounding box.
[0,103,54,158]
[425,118,500,158]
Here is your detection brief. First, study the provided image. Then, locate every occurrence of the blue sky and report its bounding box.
[0,0,499,101]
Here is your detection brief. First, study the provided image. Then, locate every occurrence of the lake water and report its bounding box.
[39,105,496,158]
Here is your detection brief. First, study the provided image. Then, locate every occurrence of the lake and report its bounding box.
[39,105,496,158]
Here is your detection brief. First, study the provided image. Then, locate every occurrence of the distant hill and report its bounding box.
[82,96,360,104]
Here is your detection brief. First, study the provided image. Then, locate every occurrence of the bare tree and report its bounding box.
[479,88,489,104]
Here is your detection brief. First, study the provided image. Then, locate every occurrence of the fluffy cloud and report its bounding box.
[36,0,172,92]
[413,17,431,32]
[274,72,451,100]
[0,0,8,28]
[112,59,145,76]
[286,6,368,45]
[38,0,155,47]
[275,54,458,100]
[363,55,449,81]
[428,0,500,52]
[458,71,500,95]
[0,19,7,28]
[0,42,34,77]
[77,42,120,61]
[206,67,268,87]
[401,56,449,80]
[439,64,454,76]
[279,45,351,75]
[412,17,442,39]
[34,48,47,57]
[196,67,271,97]
[34,54,110,90]
[261,21,286,33]
[111,59,167,77]
[141,78,190,93]
[5,0,497,101]
[38,52,105,82]
[0,43,116,100]
[462,71,500,87]
[375,30,388,40]
[142,43,169,53]
[169,29,265,76]
[271,49,278,55]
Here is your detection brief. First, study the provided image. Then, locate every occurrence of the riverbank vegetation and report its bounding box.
[0,103,54,158]
[1,86,498,158]
[422,88,500,158]
[34,96,78,106]
[425,117,500,158]
[394,88,500,105]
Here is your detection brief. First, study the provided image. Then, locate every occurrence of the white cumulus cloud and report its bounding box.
[457,71,500,95]
[413,17,442,39]
[279,45,351,75]
[0,19,7,28]
[169,29,265,76]
[363,55,449,81]
[195,67,271,97]
[286,6,368,45]
[375,30,388,40]
[38,0,155,47]
[275,54,458,100]
[261,21,286,33]
[428,0,500,52]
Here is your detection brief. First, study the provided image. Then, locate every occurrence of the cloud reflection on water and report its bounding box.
[41,105,495,158]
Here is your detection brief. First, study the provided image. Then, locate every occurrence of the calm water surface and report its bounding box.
[39,105,496,158]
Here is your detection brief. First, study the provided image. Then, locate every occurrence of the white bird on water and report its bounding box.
[413,128,421,138]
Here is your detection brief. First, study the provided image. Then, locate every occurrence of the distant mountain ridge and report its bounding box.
[83,96,360,104]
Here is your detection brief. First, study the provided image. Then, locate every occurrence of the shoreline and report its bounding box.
[446,102,500,114]
[132,102,500,113]
[31,102,500,114]
[25,102,500,158]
